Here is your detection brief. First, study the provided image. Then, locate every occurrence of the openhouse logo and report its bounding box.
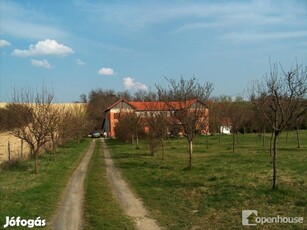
[242,210,304,226]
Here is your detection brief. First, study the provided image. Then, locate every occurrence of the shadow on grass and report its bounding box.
[115,159,160,170]
[110,152,149,160]
[0,159,32,172]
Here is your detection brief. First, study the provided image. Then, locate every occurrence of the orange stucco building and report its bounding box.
[103,98,209,138]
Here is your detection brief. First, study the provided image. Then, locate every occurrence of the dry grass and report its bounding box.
[0,102,87,165]
[0,132,31,164]
[0,102,7,108]
[0,102,86,112]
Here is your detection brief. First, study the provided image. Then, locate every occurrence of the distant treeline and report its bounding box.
[78,89,307,135]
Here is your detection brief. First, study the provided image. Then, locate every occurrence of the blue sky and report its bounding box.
[0,0,306,102]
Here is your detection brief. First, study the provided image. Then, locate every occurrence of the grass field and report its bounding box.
[107,131,307,229]
[84,140,135,230]
[0,139,91,229]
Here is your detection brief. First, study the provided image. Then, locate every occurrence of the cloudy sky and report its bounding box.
[0,0,306,102]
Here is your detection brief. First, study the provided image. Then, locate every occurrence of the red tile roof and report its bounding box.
[129,99,199,111]
[105,98,205,112]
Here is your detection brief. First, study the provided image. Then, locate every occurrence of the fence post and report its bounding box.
[21,140,24,159]
[8,141,11,166]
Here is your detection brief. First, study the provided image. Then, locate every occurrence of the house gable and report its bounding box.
[110,101,135,112]
[105,98,136,112]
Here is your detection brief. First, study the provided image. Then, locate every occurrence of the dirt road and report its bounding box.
[102,139,161,230]
[51,140,96,230]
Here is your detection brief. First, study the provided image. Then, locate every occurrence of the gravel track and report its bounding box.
[51,140,96,230]
[102,139,161,230]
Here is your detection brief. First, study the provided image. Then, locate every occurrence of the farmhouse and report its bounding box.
[220,125,232,135]
[103,98,209,138]
[220,118,232,135]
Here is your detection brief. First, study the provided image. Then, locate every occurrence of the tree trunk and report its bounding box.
[21,140,24,159]
[136,135,139,149]
[77,132,80,144]
[35,150,39,174]
[188,140,193,169]
[150,138,157,156]
[53,144,56,160]
[236,132,240,143]
[64,138,67,154]
[31,147,34,159]
[272,131,278,190]
[51,135,56,160]
[262,127,265,147]
[34,142,41,174]
[296,127,300,148]
[161,138,165,160]
[8,141,11,166]
[232,131,235,154]
[270,132,274,156]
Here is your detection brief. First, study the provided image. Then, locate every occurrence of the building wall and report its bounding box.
[108,106,134,138]
[104,111,110,135]
[105,101,210,138]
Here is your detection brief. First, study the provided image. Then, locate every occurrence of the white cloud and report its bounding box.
[123,77,148,91]
[31,59,52,68]
[12,39,74,57]
[0,39,11,47]
[98,67,115,75]
[76,59,85,66]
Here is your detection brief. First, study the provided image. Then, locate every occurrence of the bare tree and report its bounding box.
[209,98,231,142]
[0,107,8,131]
[2,104,31,131]
[48,105,62,158]
[87,89,118,130]
[228,101,252,153]
[294,116,304,148]
[114,111,143,148]
[9,87,56,173]
[79,94,87,103]
[127,112,143,149]
[157,77,213,169]
[133,89,157,102]
[133,90,149,102]
[145,103,169,158]
[58,107,75,149]
[251,62,307,189]
[71,103,90,143]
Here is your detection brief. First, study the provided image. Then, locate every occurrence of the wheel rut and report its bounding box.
[102,139,161,230]
[51,140,96,230]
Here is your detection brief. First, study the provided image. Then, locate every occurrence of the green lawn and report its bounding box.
[107,131,307,230]
[0,139,91,229]
[84,139,135,230]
